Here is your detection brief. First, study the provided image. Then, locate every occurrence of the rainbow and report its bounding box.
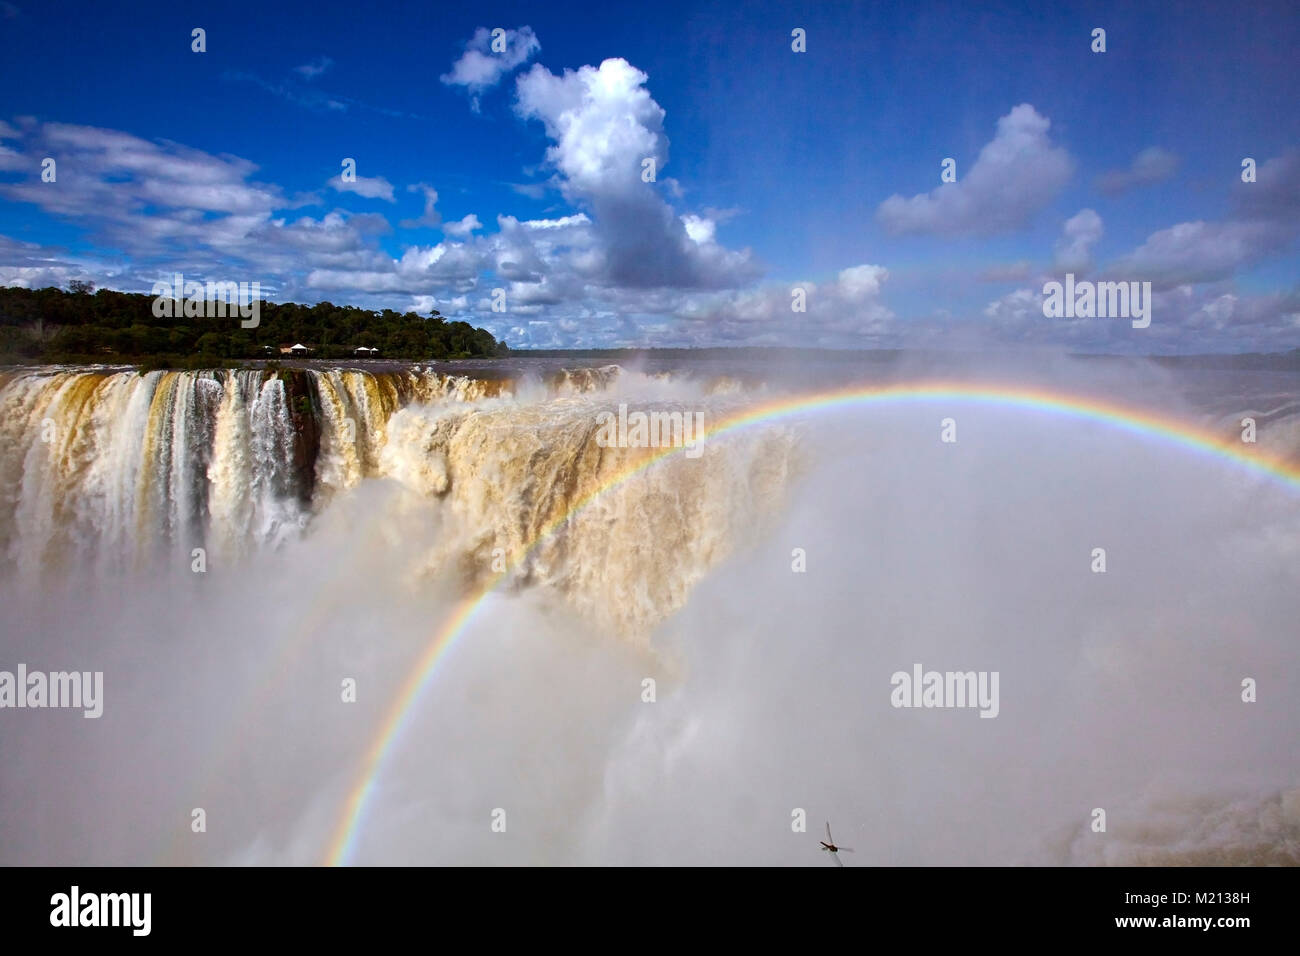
[322,380,1300,864]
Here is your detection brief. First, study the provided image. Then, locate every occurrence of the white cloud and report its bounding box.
[1115,219,1294,288]
[837,264,887,302]
[681,214,715,244]
[515,57,758,290]
[1054,209,1103,272]
[306,238,489,294]
[1178,287,1300,335]
[978,274,1300,353]
[674,264,895,346]
[507,181,547,199]
[0,144,25,171]
[4,114,1294,354]
[1096,147,1180,196]
[519,213,589,230]
[328,173,395,202]
[0,234,102,289]
[442,213,482,237]
[441,26,541,108]
[983,287,1045,326]
[1103,150,1300,290]
[877,104,1074,237]
[226,71,349,114]
[0,122,404,303]
[1233,150,1300,223]
[516,58,666,198]
[293,56,334,81]
[400,183,441,228]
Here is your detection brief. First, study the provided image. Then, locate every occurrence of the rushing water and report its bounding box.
[1,358,1298,865]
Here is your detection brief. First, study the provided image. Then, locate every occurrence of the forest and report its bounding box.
[0,284,507,366]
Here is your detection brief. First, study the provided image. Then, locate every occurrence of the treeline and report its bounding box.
[0,285,507,365]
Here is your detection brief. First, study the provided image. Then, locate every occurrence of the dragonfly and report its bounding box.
[819,822,854,866]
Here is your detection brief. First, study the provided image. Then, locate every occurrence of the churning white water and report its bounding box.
[0,359,1297,865]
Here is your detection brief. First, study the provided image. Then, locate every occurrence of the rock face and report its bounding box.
[281,369,320,504]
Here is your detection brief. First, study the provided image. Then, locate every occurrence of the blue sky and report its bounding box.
[0,0,1297,352]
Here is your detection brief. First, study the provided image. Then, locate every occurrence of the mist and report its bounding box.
[1,357,1298,865]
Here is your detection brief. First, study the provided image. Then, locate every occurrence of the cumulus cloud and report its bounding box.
[515,58,666,198]
[672,264,896,346]
[3,107,1293,354]
[0,113,757,337]
[983,280,1300,353]
[0,61,763,342]
[681,214,715,244]
[515,57,758,290]
[1096,147,1180,196]
[877,104,1074,237]
[0,234,104,289]
[400,183,441,228]
[306,238,488,294]
[1114,219,1295,288]
[442,213,483,237]
[328,172,395,202]
[1105,151,1299,291]
[1232,150,1300,223]
[836,264,887,302]
[1054,208,1103,272]
[442,26,541,108]
[1174,286,1300,341]
[983,286,1043,320]
[973,149,1300,350]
